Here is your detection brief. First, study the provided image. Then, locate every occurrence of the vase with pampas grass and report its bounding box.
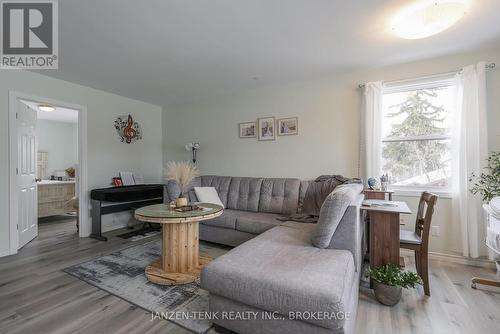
[165,161,199,207]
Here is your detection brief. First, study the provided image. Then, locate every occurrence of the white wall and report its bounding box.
[37,119,78,178]
[163,75,360,179]
[163,45,500,257]
[0,71,163,256]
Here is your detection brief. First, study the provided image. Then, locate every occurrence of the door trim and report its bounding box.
[8,91,89,256]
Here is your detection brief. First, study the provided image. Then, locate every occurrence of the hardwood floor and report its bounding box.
[0,218,190,334]
[1,217,499,334]
[357,253,500,334]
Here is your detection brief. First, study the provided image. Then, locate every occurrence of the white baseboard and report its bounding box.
[0,248,14,258]
[401,249,496,269]
[429,252,496,269]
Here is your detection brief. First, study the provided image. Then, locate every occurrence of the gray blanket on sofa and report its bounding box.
[278,175,361,223]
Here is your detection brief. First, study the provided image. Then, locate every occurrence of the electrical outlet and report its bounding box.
[431,226,440,237]
[399,218,405,225]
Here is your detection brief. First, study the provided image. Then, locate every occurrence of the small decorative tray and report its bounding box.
[174,205,203,212]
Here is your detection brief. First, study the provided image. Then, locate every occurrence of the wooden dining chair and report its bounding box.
[400,192,438,296]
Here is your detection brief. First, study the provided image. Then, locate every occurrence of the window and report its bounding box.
[380,77,458,192]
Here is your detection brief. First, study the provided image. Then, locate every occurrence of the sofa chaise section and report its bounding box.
[201,184,364,334]
[201,225,357,334]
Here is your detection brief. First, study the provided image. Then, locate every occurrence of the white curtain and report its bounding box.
[361,82,383,181]
[452,62,489,258]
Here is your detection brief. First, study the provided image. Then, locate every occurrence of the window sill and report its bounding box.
[390,188,452,199]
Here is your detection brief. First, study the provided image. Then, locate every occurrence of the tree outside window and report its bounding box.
[381,84,456,190]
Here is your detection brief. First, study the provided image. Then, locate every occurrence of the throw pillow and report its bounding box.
[194,187,224,208]
[311,183,362,248]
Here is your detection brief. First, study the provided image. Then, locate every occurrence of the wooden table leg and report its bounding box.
[369,211,400,268]
[145,221,211,285]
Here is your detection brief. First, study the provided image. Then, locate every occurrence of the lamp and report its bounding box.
[391,0,468,39]
[185,142,200,164]
[38,104,56,112]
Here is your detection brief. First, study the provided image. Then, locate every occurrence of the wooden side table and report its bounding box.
[135,203,223,285]
[361,201,411,268]
[362,189,396,266]
[363,189,394,201]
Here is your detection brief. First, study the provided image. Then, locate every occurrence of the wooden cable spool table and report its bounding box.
[134,203,223,285]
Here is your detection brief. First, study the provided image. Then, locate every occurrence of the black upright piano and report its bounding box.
[90,184,164,241]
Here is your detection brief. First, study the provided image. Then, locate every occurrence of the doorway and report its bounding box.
[8,92,88,255]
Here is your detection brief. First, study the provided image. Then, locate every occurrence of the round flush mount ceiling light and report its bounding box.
[38,104,56,112]
[391,0,468,39]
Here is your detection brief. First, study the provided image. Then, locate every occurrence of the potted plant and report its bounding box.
[469,151,500,202]
[164,161,199,207]
[65,167,76,179]
[367,264,422,306]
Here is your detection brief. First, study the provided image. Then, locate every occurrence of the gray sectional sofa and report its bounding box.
[165,175,365,334]
[165,176,309,246]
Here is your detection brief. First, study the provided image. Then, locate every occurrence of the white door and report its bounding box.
[17,102,38,248]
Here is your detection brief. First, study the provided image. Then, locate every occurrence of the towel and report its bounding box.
[490,196,500,220]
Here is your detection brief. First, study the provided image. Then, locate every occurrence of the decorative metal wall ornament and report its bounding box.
[185,142,200,163]
[115,114,142,144]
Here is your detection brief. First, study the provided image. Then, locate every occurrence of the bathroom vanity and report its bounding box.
[38,180,76,218]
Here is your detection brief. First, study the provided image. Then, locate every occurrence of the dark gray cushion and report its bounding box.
[201,225,355,330]
[311,184,363,248]
[234,210,282,234]
[258,178,301,215]
[200,224,256,247]
[202,209,238,229]
[227,177,263,212]
[203,209,282,234]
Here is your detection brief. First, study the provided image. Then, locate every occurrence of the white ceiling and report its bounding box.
[37,0,500,106]
[20,100,78,123]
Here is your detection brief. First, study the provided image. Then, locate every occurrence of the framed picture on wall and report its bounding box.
[278,117,298,136]
[258,117,275,141]
[239,121,256,138]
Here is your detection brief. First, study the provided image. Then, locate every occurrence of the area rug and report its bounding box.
[63,240,228,333]
[116,228,160,241]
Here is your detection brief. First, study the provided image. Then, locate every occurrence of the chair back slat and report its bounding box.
[414,192,438,250]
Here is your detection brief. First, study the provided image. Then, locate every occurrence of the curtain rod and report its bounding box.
[358,62,496,89]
